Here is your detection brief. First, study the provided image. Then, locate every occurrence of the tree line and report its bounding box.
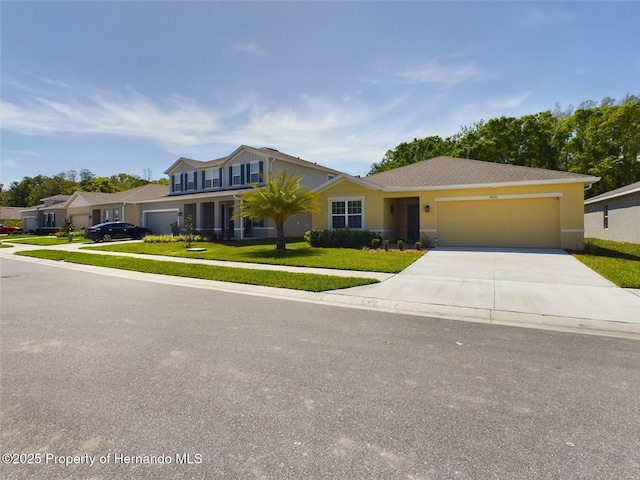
[1,169,169,207]
[369,95,640,197]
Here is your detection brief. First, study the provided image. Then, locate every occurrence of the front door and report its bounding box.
[407,204,420,242]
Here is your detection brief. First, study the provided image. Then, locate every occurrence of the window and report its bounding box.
[331,199,363,230]
[232,165,242,186]
[604,205,609,229]
[104,210,109,222]
[173,175,181,192]
[249,163,261,183]
[114,209,120,221]
[186,171,195,190]
[44,212,56,228]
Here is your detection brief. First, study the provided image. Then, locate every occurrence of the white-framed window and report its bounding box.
[173,175,181,192]
[113,209,120,221]
[330,198,363,230]
[232,165,242,186]
[249,162,261,183]
[186,171,195,190]
[204,169,220,189]
[104,210,109,222]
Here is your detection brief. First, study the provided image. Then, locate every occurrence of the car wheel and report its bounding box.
[102,233,112,242]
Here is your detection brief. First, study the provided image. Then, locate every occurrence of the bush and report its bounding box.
[305,229,380,249]
[415,241,422,251]
[397,239,404,251]
[371,238,381,250]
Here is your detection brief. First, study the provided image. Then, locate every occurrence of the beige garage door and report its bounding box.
[436,197,560,248]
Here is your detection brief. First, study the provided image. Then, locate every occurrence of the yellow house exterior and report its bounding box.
[312,157,599,250]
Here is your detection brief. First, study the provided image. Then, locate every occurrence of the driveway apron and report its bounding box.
[327,247,640,334]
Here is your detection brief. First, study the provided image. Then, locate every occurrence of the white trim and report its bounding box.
[420,229,437,233]
[327,196,365,230]
[584,185,640,204]
[561,229,584,233]
[383,177,598,193]
[435,192,563,202]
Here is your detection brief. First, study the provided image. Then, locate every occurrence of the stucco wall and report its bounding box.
[584,192,640,243]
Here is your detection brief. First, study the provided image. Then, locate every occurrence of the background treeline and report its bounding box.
[369,95,639,197]
[1,169,169,207]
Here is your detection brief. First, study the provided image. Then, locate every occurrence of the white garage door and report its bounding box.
[436,197,561,248]
[145,211,178,235]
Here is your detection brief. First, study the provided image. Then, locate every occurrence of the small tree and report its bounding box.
[184,214,194,248]
[232,170,319,251]
[60,217,75,240]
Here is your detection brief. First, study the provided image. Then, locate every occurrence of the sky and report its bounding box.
[1,1,639,186]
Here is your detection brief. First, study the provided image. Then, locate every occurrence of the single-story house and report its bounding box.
[137,145,341,238]
[584,181,640,244]
[312,156,600,250]
[0,206,24,222]
[63,184,168,231]
[21,195,71,232]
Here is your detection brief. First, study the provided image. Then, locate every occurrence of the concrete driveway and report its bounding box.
[325,247,640,336]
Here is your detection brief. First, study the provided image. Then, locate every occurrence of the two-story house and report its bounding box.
[137,145,341,238]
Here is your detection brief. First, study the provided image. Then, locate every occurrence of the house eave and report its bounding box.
[584,186,640,205]
[379,176,600,193]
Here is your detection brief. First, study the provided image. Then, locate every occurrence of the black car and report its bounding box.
[84,222,150,242]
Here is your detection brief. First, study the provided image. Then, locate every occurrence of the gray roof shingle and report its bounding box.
[365,156,596,188]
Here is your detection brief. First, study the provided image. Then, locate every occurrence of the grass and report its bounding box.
[85,239,424,273]
[14,249,379,292]
[572,239,640,288]
[3,235,92,246]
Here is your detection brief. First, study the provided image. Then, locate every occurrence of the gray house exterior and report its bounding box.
[584,181,640,244]
[21,195,71,233]
[138,145,341,238]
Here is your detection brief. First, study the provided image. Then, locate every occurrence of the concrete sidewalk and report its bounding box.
[2,241,638,338]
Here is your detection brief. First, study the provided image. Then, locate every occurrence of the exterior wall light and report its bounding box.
[424,205,430,212]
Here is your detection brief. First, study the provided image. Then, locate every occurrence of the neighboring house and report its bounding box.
[137,145,340,238]
[0,206,24,222]
[21,195,71,232]
[64,184,168,231]
[312,156,599,250]
[584,181,640,244]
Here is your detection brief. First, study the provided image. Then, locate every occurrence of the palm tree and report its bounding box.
[232,169,319,251]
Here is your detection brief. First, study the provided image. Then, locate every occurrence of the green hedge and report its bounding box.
[305,229,380,249]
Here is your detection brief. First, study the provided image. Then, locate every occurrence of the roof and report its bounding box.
[164,145,342,176]
[67,184,168,206]
[0,206,24,220]
[584,180,640,204]
[364,156,598,189]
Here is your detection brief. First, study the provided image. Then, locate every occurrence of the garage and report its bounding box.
[144,210,178,235]
[436,196,561,248]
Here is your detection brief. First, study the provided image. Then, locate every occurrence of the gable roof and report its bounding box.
[584,180,640,204]
[65,184,168,208]
[364,156,599,190]
[164,145,342,176]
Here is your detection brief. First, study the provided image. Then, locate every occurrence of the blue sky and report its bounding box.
[1,1,639,185]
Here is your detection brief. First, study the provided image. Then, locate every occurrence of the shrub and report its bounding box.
[371,238,380,250]
[384,239,389,251]
[420,233,436,248]
[415,241,422,251]
[305,229,380,249]
[397,239,404,251]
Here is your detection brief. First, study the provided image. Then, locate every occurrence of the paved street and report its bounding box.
[1,257,639,479]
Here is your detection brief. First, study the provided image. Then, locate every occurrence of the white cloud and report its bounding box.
[234,41,265,57]
[398,62,486,86]
[525,7,573,26]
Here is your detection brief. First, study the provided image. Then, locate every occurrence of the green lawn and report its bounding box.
[85,240,424,273]
[14,250,379,292]
[3,236,91,246]
[572,239,640,288]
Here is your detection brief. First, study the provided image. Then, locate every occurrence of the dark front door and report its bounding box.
[407,204,420,242]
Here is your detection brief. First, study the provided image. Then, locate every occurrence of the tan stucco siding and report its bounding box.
[313,180,587,249]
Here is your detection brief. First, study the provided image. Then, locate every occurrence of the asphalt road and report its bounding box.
[1,257,639,479]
